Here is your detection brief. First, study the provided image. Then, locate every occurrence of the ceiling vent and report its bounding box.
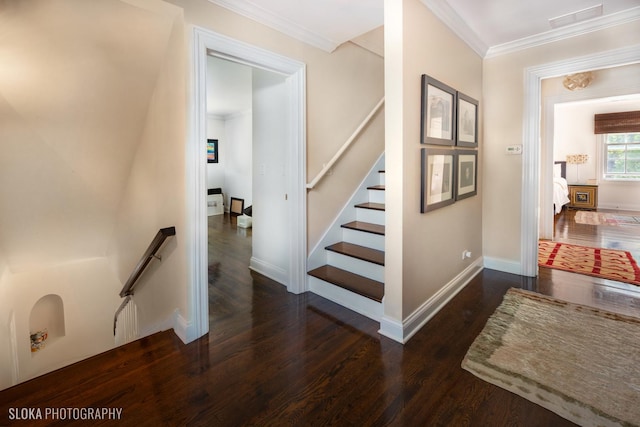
[549,4,604,29]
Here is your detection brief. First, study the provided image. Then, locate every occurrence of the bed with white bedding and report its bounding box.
[553,161,569,214]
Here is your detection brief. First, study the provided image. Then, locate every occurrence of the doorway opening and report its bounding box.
[520,44,640,278]
[187,28,307,342]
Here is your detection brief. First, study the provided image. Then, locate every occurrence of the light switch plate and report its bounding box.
[506,145,522,155]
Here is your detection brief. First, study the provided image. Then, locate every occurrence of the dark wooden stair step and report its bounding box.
[355,202,385,211]
[341,221,385,235]
[325,242,384,266]
[308,265,384,302]
[367,185,385,191]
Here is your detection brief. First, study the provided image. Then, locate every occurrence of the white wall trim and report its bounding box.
[483,256,521,276]
[207,0,338,53]
[420,1,640,59]
[137,311,176,341]
[419,0,488,57]
[378,315,403,343]
[486,7,640,58]
[521,44,640,277]
[172,310,191,344]
[187,27,307,343]
[249,257,288,286]
[379,258,483,344]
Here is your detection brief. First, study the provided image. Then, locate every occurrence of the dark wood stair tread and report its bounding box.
[355,202,385,211]
[325,242,384,265]
[367,185,385,191]
[308,265,384,302]
[341,221,385,235]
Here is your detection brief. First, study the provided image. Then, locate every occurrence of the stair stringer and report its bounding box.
[307,152,385,322]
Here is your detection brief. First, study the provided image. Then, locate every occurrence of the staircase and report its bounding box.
[308,158,385,321]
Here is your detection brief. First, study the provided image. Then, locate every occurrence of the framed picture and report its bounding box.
[421,148,456,212]
[421,75,456,146]
[207,139,218,163]
[456,92,478,147]
[456,150,477,200]
[230,197,244,216]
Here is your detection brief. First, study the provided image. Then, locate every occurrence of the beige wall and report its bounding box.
[483,21,640,265]
[107,11,188,335]
[0,0,176,272]
[0,0,188,388]
[385,0,483,320]
[165,0,385,250]
[3,259,122,386]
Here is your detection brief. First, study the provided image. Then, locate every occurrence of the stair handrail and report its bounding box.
[306,97,384,190]
[118,226,176,298]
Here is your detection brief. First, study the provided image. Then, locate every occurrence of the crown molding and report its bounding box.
[421,1,640,59]
[207,0,338,52]
[420,0,488,57]
[485,6,640,58]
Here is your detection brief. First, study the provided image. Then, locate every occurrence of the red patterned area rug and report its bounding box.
[539,241,640,286]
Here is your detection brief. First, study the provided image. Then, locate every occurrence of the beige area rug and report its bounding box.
[462,288,640,427]
[575,211,640,226]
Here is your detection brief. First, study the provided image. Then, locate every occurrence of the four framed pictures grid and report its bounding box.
[420,74,479,212]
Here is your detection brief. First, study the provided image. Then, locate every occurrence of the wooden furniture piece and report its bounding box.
[568,184,598,210]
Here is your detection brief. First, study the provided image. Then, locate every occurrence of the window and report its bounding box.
[603,132,640,180]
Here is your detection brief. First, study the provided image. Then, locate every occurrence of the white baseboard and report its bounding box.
[378,316,403,343]
[483,256,522,275]
[380,258,484,344]
[250,257,288,287]
[137,310,187,343]
[173,310,194,344]
[598,203,640,211]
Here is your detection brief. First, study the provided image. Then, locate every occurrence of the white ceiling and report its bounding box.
[209,0,640,57]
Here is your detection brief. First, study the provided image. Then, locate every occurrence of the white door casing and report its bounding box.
[186,27,307,342]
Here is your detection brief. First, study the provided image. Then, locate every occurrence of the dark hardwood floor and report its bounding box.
[1,212,639,426]
[538,208,640,315]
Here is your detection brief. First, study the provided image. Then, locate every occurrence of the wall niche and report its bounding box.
[29,294,65,355]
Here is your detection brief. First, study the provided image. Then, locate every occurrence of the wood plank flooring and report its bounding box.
[1,212,639,426]
[538,208,640,314]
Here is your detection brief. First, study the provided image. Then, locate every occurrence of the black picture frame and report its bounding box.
[456,92,478,147]
[421,148,456,212]
[420,75,456,146]
[230,197,244,216]
[455,150,477,200]
[207,139,218,163]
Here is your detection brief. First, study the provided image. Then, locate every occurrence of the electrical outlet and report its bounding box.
[462,250,472,260]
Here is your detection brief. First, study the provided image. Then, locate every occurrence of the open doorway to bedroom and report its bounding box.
[537,65,640,298]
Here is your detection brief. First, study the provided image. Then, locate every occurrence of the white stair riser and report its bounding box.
[342,228,384,251]
[368,189,385,204]
[356,208,385,225]
[379,172,385,186]
[308,276,383,322]
[326,251,384,282]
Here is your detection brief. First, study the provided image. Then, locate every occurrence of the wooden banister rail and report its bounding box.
[119,226,176,298]
[306,97,384,190]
